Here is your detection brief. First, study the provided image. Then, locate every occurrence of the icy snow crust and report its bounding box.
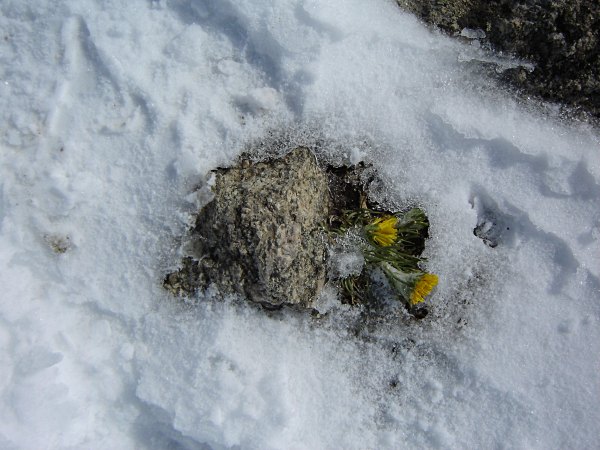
[1,0,599,448]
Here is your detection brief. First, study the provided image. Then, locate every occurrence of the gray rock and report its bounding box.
[168,147,332,308]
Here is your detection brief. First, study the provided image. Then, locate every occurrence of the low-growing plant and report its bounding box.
[328,207,438,317]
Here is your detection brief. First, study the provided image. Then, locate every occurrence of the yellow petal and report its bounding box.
[409,273,438,305]
[371,216,398,247]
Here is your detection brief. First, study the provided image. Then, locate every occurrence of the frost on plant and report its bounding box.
[328,206,438,318]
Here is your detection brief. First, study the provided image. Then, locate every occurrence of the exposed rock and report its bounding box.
[166,147,332,309]
[397,0,600,120]
[164,147,437,318]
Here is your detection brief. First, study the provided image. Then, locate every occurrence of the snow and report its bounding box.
[1,0,599,448]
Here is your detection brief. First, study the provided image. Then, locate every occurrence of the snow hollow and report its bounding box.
[0,0,599,448]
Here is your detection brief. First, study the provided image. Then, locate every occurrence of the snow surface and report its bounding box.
[1,0,599,448]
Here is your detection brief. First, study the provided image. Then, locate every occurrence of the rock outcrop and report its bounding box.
[397,0,600,119]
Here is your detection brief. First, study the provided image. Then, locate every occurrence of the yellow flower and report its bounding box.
[368,216,398,247]
[380,262,438,307]
[409,273,438,306]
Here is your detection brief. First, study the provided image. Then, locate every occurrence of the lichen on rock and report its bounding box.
[165,147,332,309]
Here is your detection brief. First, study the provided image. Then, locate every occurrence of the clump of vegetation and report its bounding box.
[328,206,437,318]
[45,234,72,254]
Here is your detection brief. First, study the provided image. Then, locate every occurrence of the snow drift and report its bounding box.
[0,0,599,448]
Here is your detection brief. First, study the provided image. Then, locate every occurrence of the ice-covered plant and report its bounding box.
[328,207,438,314]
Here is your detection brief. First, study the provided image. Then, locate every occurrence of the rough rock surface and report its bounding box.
[167,147,332,308]
[397,0,600,119]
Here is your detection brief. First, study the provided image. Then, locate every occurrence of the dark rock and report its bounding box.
[397,0,600,120]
